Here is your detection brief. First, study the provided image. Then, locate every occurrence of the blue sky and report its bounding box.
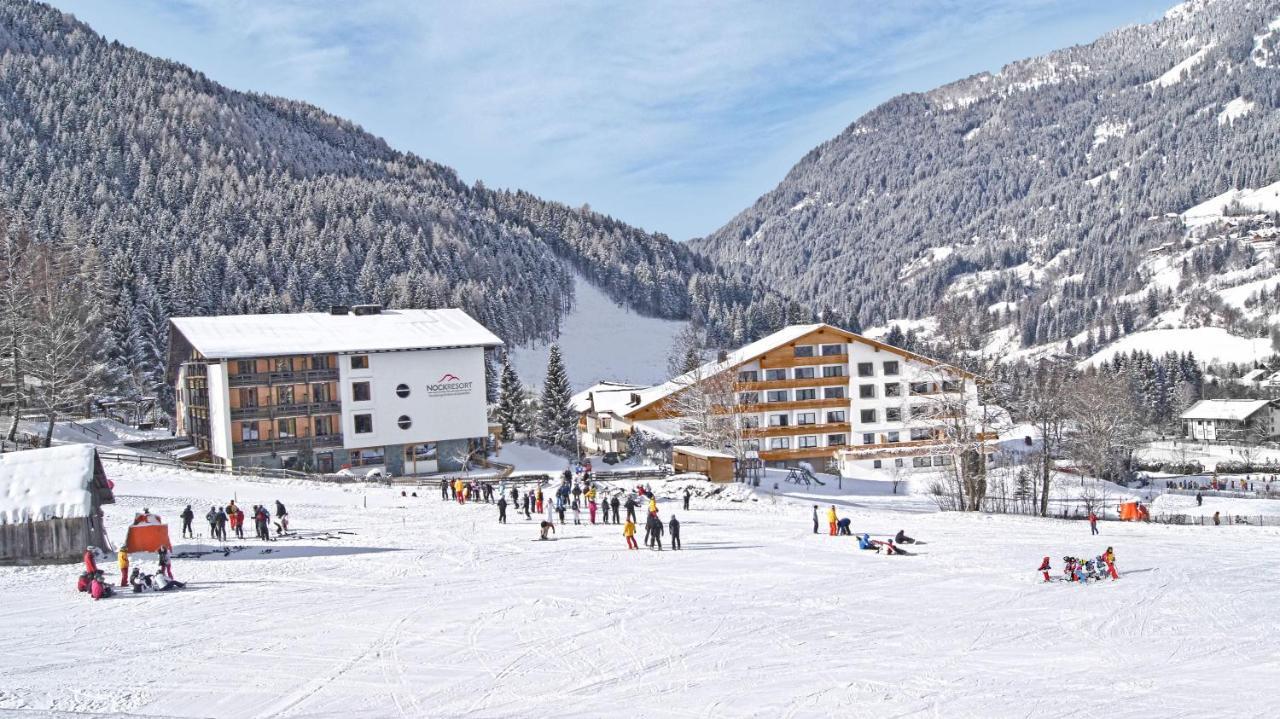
[49,0,1175,240]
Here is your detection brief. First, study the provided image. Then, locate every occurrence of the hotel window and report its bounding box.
[744,439,761,451]
[798,435,818,449]
[794,367,815,379]
[310,354,331,370]
[857,362,875,377]
[352,381,371,402]
[396,383,411,398]
[740,415,760,429]
[766,390,789,403]
[314,416,335,436]
[397,415,412,430]
[895,458,905,468]
[824,386,846,399]
[911,405,931,419]
[794,345,815,358]
[820,343,844,356]
[822,365,845,378]
[768,414,790,427]
[910,382,930,395]
[911,427,932,441]
[352,447,384,467]
[887,431,900,443]
[350,355,369,370]
[765,369,787,381]
[239,423,259,441]
[862,432,875,444]
[738,392,760,405]
[769,437,791,450]
[236,360,254,376]
[858,384,876,399]
[860,409,877,423]
[883,361,900,376]
[913,456,931,468]
[276,418,297,439]
[797,412,816,425]
[738,370,759,382]
[275,385,294,405]
[795,388,817,401]
[934,455,954,466]
[274,357,294,373]
[826,410,846,423]
[238,388,258,408]
[885,407,901,422]
[312,383,331,402]
[942,380,961,393]
[885,382,902,398]
[873,459,883,469]
[354,414,373,434]
[827,433,847,446]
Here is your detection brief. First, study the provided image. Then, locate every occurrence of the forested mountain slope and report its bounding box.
[0,0,796,402]
[693,0,1280,355]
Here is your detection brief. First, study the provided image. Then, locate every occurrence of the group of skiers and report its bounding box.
[1038,547,1119,583]
[814,504,916,554]
[78,543,182,600]
[198,500,289,542]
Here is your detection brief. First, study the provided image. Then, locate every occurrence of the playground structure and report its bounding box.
[784,464,825,487]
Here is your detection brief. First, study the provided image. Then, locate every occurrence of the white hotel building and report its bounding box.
[168,306,501,474]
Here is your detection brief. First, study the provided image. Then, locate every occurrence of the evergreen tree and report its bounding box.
[536,344,577,453]
[495,353,527,440]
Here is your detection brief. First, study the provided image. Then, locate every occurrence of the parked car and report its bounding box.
[602,452,620,465]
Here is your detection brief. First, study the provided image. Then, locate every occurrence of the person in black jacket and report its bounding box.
[497,496,508,524]
[669,515,681,550]
[180,505,195,538]
[683,489,691,511]
[206,506,218,539]
[610,496,621,524]
[624,496,637,523]
[649,514,664,550]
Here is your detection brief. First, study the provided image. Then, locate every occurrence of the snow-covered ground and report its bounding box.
[1079,326,1275,367]
[4,461,1280,717]
[510,274,685,392]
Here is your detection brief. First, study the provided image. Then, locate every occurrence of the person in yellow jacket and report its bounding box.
[623,519,638,549]
[647,497,658,515]
[827,505,838,536]
[117,547,129,588]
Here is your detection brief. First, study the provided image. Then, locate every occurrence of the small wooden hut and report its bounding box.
[0,445,115,564]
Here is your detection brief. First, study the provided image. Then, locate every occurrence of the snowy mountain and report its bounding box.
[0,0,795,402]
[692,0,1280,366]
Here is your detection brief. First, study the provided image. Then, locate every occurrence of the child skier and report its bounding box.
[1038,556,1052,583]
[623,519,638,549]
[117,547,129,587]
[1103,547,1119,580]
[827,506,838,536]
[539,521,556,540]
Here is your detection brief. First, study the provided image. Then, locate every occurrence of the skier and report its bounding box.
[857,533,876,550]
[230,507,244,540]
[276,500,289,531]
[1103,546,1119,580]
[1213,511,1220,526]
[683,488,691,511]
[611,496,621,524]
[180,505,195,538]
[836,517,852,536]
[812,505,819,534]
[556,497,566,525]
[572,499,581,525]
[650,515,664,550]
[827,505,838,536]
[215,508,228,541]
[540,521,556,540]
[894,529,916,544]
[624,495,637,523]
[647,496,658,516]
[117,547,129,587]
[669,515,681,550]
[1195,491,1203,507]
[545,495,556,526]
[206,506,218,538]
[1038,556,1052,583]
[497,496,508,524]
[536,488,544,515]
[157,545,174,580]
[588,497,598,525]
[623,518,638,550]
[441,479,450,501]
[89,571,112,600]
[1088,511,1099,536]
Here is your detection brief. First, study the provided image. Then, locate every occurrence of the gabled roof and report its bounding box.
[0,445,110,523]
[1180,399,1275,421]
[1241,368,1268,382]
[620,323,965,419]
[171,308,502,360]
[570,382,651,414]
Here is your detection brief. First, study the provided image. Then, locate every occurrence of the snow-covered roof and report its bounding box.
[570,382,650,415]
[1180,399,1275,422]
[1241,368,1269,383]
[171,308,503,359]
[672,445,735,460]
[0,445,105,523]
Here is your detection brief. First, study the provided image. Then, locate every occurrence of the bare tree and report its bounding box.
[908,361,1007,511]
[660,327,747,456]
[1011,358,1074,516]
[1066,372,1142,483]
[25,243,101,446]
[0,219,31,442]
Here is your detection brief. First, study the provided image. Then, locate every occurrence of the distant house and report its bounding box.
[1180,399,1280,442]
[571,382,650,455]
[0,445,115,565]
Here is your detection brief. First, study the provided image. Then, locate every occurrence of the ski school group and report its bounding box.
[436,464,688,551]
[1038,548,1121,584]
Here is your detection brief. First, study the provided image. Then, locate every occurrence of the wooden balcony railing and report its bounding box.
[228,368,339,387]
[232,434,344,454]
[760,353,847,369]
[230,400,342,421]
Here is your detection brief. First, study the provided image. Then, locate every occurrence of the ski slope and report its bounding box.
[1,462,1278,717]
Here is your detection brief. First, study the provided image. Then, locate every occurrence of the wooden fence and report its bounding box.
[0,516,104,565]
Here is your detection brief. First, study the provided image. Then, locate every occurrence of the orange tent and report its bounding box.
[124,513,172,552]
[1118,501,1147,521]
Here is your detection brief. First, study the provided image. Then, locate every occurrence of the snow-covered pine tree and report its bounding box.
[483,349,499,404]
[495,353,527,440]
[0,219,31,441]
[537,344,576,453]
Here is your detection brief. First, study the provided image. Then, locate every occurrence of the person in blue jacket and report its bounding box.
[858,533,876,550]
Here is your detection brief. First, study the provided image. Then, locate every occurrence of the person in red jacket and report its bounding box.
[1038,556,1052,583]
[83,546,98,575]
[1088,511,1099,535]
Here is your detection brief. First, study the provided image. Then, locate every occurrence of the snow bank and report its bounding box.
[1079,327,1274,367]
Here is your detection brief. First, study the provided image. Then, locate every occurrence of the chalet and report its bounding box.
[1180,399,1280,442]
[0,445,115,565]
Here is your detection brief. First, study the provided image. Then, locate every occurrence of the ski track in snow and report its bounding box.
[2,463,1280,717]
